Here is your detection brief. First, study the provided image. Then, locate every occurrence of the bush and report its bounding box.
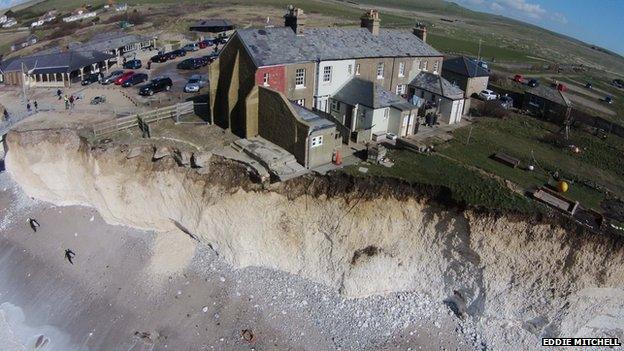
[479,101,509,118]
[48,21,82,40]
[104,12,146,26]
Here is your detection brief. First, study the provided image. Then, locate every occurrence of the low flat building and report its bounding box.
[0,50,115,88]
[40,31,156,59]
[441,56,489,98]
[10,35,37,52]
[523,85,572,123]
[189,19,235,33]
[329,78,417,143]
[409,71,466,124]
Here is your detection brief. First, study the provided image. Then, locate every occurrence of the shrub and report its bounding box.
[479,101,509,118]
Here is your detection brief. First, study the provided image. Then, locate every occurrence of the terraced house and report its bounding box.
[210,7,447,144]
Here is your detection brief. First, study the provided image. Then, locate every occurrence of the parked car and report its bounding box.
[198,39,214,48]
[196,56,210,66]
[138,77,173,96]
[386,133,398,141]
[123,59,142,69]
[479,89,498,101]
[168,49,187,58]
[114,71,135,85]
[81,72,101,86]
[184,74,207,93]
[555,83,568,92]
[513,74,524,83]
[215,36,228,44]
[201,55,217,65]
[498,95,514,109]
[585,82,593,89]
[121,73,148,87]
[527,79,539,87]
[177,58,202,70]
[90,96,106,105]
[604,96,613,104]
[182,43,199,52]
[101,70,124,85]
[150,54,169,63]
[613,79,624,88]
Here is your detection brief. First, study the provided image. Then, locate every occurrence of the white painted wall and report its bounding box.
[370,108,390,135]
[315,59,355,111]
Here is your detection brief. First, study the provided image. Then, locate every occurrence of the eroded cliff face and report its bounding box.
[4,129,624,346]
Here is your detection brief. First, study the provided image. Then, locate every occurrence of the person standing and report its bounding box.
[26,102,31,113]
[57,89,62,100]
[33,100,38,112]
[64,95,69,110]
[64,249,75,264]
[3,109,8,122]
[69,95,75,109]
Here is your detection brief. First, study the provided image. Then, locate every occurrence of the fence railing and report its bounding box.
[91,101,194,138]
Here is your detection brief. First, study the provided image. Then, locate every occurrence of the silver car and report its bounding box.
[184,74,207,93]
[101,70,124,85]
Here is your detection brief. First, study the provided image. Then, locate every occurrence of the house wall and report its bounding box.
[387,108,402,135]
[1,71,23,86]
[307,126,337,168]
[442,70,489,99]
[209,34,258,137]
[315,59,355,112]
[285,62,315,110]
[255,65,286,93]
[352,56,443,95]
[439,98,464,124]
[370,107,390,135]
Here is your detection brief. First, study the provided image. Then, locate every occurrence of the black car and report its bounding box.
[168,49,187,58]
[585,82,593,89]
[138,77,173,96]
[121,73,149,87]
[527,79,539,87]
[177,58,202,70]
[81,72,102,86]
[605,96,614,104]
[215,36,228,44]
[150,54,169,63]
[123,59,142,69]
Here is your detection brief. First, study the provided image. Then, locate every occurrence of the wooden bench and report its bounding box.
[491,152,520,168]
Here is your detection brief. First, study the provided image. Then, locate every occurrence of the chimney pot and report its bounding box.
[361,9,380,36]
[413,22,427,43]
[284,5,306,35]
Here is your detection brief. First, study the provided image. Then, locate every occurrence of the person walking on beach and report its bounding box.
[33,101,38,112]
[64,249,75,264]
[3,109,9,122]
[64,95,69,110]
[57,89,62,100]
[26,102,31,113]
[27,218,40,232]
[69,95,75,109]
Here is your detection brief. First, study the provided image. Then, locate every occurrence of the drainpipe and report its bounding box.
[313,57,320,110]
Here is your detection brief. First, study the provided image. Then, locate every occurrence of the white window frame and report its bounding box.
[263,73,270,86]
[433,61,439,74]
[422,61,428,71]
[331,100,340,112]
[323,66,332,83]
[295,99,305,106]
[311,135,323,148]
[398,62,405,77]
[377,62,384,79]
[355,63,361,75]
[396,84,406,95]
[295,68,306,88]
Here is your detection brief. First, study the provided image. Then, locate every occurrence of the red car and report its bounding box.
[114,71,135,85]
[198,41,208,49]
[513,74,523,83]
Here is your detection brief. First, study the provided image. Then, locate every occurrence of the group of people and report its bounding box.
[27,218,77,264]
[26,100,38,113]
[56,89,77,110]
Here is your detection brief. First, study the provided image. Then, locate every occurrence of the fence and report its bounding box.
[91,101,194,138]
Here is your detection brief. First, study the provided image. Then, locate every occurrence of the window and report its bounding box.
[355,64,361,75]
[263,73,269,86]
[323,66,332,82]
[433,61,439,74]
[311,135,323,148]
[421,61,428,71]
[331,100,340,112]
[396,84,406,95]
[377,62,384,79]
[295,68,305,88]
[415,59,421,70]
[398,62,405,77]
[295,99,305,106]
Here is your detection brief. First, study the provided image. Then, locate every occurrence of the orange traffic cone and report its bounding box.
[334,150,342,165]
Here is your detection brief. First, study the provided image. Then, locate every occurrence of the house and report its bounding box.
[189,19,235,33]
[329,78,417,143]
[409,71,466,124]
[246,85,338,168]
[0,15,7,24]
[38,32,156,59]
[0,50,115,88]
[1,18,17,28]
[210,7,443,141]
[523,85,572,123]
[115,3,128,12]
[442,56,489,99]
[10,35,38,52]
[63,8,97,23]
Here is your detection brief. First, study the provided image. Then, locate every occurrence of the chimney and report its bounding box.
[284,5,306,35]
[413,22,427,43]
[360,9,380,36]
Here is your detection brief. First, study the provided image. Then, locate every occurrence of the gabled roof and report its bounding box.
[290,102,335,132]
[409,71,464,100]
[39,32,152,55]
[190,19,235,32]
[237,27,441,67]
[0,50,114,73]
[442,56,489,78]
[333,77,413,110]
[526,85,571,107]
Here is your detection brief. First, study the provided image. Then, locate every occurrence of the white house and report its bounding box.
[330,78,417,143]
[409,71,465,124]
[2,18,17,28]
[63,10,97,23]
[0,15,7,24]
[314,59,356,113]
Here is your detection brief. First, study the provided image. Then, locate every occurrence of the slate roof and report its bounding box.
[39,32,152,55]
[409,71,464,100]
[332,77,413,110]
[0,50,114,73]
[442,56,489,78]
[290,102,335,132]
[526,85,571,107]
[191,19,234,29]
[237,27,441,67]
